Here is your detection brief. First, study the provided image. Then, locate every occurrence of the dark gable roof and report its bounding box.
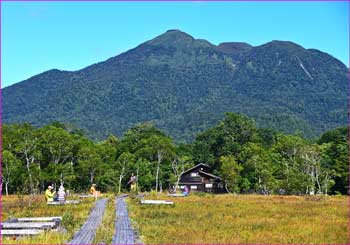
[181,163,211,175]
[198,170,221,180]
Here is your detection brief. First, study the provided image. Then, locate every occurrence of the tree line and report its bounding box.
[1,112,348,195]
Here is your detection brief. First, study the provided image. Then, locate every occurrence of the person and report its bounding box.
[90,184,97,195]
[90,184,99,199]
[183,186,189,196]
[58,185,66,204]
[45,185,55,203]
[128,173,137,192]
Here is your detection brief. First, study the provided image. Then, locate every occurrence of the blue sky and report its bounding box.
[1,1,349,88]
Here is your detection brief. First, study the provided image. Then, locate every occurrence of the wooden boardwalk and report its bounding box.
[112,196,141,244]
[1,216,62,236]
[1,221,56,229]
[68,198,107,244]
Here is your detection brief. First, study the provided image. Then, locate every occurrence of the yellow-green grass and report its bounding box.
[128,194,348,244]
[1,194,96,244]
[93,194,116,244]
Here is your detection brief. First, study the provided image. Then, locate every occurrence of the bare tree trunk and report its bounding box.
[310,167,315,195]
[225,183,231,194]
[118,166,125,193]
[171,158,185,192]
[175,176,181,192]
[315,167,321,194]
[60,173,64,187]
[4,164,10,196]
[302,146,322,195]
[136,165,139,193]
[90,171,95,185]
[156,163,160,193]
[25,155,34,195]
[5,182,9,196]
[118,175,123,193]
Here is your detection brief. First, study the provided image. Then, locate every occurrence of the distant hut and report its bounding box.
[178,163,225,193]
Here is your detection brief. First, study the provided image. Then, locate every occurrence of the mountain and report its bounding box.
[3,30,348,142]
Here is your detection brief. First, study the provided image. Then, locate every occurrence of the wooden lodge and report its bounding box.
[178,163,225,193]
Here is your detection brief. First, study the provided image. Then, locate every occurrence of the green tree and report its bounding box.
[137,135,175,192]
[318,127,347,194]
[135,159,154,191]
[240,143,277,194]
[300,144,322,194]
[76,143,103,191]
[115,152,135,193]
[38,126,75,188]
[219,155,242,193]
[4,124,41,194]
[193,112,256,169]
[273,134,306,194]
[2,150,21,195]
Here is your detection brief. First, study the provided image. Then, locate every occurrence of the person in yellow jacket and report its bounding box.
[90,184,97,195]
[45,186,55,203]
[90,184,100,199]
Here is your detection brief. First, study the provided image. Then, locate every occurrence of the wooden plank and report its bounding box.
[112,196,139,244]
[1,222,56,229]
[47,200,80,205]
[68,198,107,244]
[78,194,94,198]
[14,217,62,222]
[64,200,80,204]
[167,193,187,197]
[140,200,174,205]
[1,229,44,236]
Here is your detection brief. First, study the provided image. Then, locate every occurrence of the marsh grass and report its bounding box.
[93,194,116,244]
[127,194,348,244]
[1,194,95,244]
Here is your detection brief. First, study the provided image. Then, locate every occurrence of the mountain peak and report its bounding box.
[147,29,212,48]
[148,29,193,45]
[162,29,194,39]
[166,29,185,33]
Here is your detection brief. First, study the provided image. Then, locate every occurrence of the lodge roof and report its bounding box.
[181,163,211,175]
[198,170,221,180]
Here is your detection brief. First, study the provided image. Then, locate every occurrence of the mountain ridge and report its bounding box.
[6,30,347,86]
[3,30,347,142]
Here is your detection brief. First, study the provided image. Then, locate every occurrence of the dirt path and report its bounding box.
[112,196,141,244]
[68,198,107,244]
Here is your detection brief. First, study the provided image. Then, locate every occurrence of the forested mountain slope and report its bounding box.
[3,30,348,141]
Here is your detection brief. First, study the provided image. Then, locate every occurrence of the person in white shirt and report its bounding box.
[58,185,66,204]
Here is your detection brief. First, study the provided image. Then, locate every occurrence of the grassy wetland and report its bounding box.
[127,194,348,244]
[1,194,96,244]
[93,194,116,244]
[1,193,348,244]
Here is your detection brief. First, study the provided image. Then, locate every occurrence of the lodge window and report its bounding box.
[191,172,199,177]
[191,185,197,189]
[205,184,213,188]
